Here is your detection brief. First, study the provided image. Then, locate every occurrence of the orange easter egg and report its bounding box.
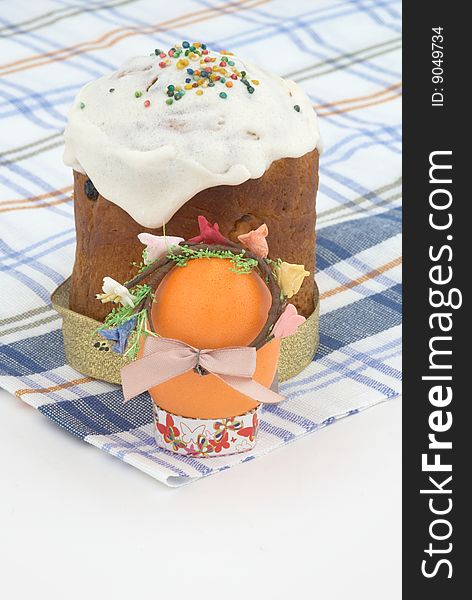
[152,257,271,348]
[148,257,280,419]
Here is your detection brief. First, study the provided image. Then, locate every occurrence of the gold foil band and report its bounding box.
[51,278,319,384]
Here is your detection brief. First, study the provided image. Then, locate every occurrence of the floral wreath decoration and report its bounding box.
[95,216,310,455]
[97,216,309,358]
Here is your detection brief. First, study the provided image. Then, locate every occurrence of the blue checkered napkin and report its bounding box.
[0,0,402,486]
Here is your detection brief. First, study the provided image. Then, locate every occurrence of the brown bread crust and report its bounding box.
[69,149,319,322]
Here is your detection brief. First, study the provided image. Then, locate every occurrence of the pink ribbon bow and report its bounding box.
[121,336,284,405]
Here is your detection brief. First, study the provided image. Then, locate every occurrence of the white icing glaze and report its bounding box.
[63,48,321,228]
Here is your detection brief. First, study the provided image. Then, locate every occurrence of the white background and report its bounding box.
[0,388,401,600]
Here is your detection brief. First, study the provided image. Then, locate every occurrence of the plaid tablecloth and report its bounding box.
[0,0,402,486]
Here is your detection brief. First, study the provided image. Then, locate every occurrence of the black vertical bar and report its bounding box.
[403,3,467,596]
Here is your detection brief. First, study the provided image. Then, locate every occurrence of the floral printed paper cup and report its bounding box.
[153,404,261,457]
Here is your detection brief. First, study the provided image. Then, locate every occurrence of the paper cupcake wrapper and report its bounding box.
[153,404,261,457]
[51,277,319,383]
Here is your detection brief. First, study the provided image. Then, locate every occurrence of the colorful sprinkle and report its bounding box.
[144,100,151,107]
[176,58,189,69]
[80,101,85,109]
[134,90,142,98]
[293,104,301,112]
[154,41,259,105]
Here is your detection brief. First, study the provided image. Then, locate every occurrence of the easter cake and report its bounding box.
[57,41,321,384]
[63,41,321,320]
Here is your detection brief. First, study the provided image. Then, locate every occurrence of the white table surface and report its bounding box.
[0,388,401,600]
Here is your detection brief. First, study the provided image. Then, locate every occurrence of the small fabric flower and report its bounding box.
[276,262,310,298]
[237,223,269,258]
[99,316,137,354]
[272,304,306,339]
[188,215,228,245]
[137,233,184,265]
[96,277,135,307]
